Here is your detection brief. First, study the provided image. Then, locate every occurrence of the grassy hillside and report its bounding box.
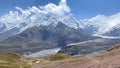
[0,52,31,68]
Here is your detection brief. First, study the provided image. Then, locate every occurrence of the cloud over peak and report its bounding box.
[15,0,70,15]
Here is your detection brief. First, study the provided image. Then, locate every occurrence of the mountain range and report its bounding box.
[1,11,120,41]
[0,2,120,56]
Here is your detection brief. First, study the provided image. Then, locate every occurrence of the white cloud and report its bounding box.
[15,0,70,15]
[38,0,70,15]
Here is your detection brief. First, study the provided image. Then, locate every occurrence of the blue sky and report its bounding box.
[0,0,59,15]
[0,0,120,19]
[69,0,120,19]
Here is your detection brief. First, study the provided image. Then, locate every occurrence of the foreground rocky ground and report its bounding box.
[30,44,120,68]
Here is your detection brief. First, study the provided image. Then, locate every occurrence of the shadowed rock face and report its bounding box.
[104,25,120,37]
[0,22,98,55]
[0,27,20,41]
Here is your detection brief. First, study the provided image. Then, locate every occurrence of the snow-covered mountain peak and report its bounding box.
[0,0,73,34]
[80,13,120,35]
